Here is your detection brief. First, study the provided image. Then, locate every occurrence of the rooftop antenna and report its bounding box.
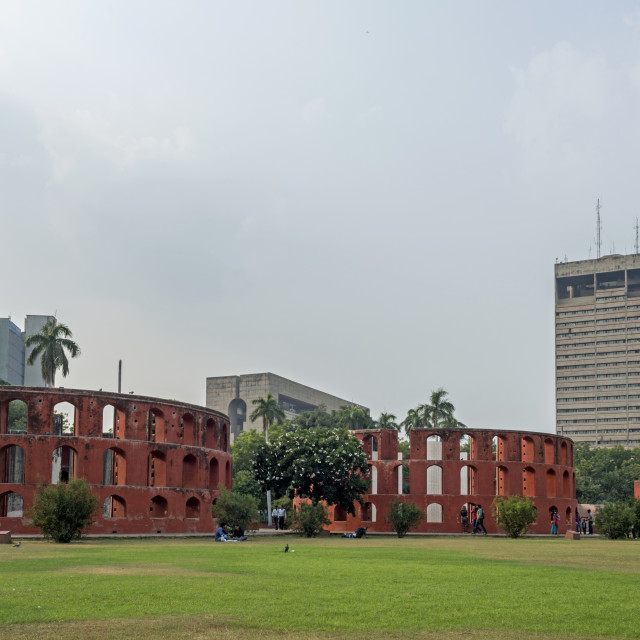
[596,198,602,259]
[635,218,639,254]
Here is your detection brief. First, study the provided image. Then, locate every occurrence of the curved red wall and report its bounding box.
[0,388,232,535]
[327,428,577,535]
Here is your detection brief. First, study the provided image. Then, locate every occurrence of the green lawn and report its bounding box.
[0,536,638,640]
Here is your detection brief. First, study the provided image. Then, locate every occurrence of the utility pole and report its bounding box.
[596,198,602,259]
[118,360,122,394]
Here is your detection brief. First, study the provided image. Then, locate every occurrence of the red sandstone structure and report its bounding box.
[0,387,231,535]
[327,428,577,535]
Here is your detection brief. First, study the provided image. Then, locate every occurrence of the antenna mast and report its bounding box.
[635,218,639,255]
[596,198,602,259]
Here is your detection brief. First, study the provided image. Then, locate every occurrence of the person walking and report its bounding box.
[272,507,279,530]
[575,508,581,533]
[550,509,558,535]
[277,506,286,531]
[471,506,478,534]
[460,505,469,533]
[587,509,594,535]
[475,504,487,535]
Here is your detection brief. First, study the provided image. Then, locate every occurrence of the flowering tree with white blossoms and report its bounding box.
[252,427,369,514]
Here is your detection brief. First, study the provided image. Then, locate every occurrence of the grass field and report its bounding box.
[0,535,638,640]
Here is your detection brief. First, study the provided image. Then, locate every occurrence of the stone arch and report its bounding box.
[221,423,229,452]
[182,453,198,488]
[102,447,127,486]
[228,398,246,440]
[544,438,555,465]
[460,434,472,460]
[53,401,76,436]
[103,495,126,518]
[522,466,535,497]
[426,502,443,523]
[205,418,216,449]
[521,436,534,463]
[368,464,378,494]
[496,465,508,496]
[148,450,167,487]
[51,445,77,484]
[562,470,570,498]
[402,463,410,494]
[102,404,115,437]
[150,495,168,518]
[426,434,442,461]
[225,459,232,486]
[560,441,568,466]
[362,434,379,461]
[361,501,374,522]
[0,444,25,483]
[181,412,195,446]
[545,469,556,498]
[186,497,200,519]
[0,491,23,517]
[147,408,165,443]
[426,464,442,494]
[333,505,347,521]
[6,399,28,434]
[495,435,508,462]
[209,457,220,489]
[460,464,477,494]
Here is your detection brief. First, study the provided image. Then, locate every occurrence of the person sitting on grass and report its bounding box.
[215,524,233,542]
[343,526,368,539]
[232,524,248,541]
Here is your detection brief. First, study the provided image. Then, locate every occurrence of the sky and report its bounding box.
[3,1,640,433]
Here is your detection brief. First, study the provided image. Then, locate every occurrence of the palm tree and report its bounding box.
[377,412,399,430]
[335,406,373,430]
[400,408,422,436]
[24,318,80,387]
[420,388,456,429]
[250,393,285,527]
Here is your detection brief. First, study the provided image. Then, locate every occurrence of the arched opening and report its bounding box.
[521,436,534,463]
[0,444,25,483]
[496,465,508,496]
[53,402,76,436]
[221,424,229,452]
[522,466,535,497]
[185,497,200,519]
[102,495,126,518]
[228,398,247,440]
[368,464,378,494]
[426,435,442,461]
[149,495,168,518]
[102,405,115,437]
[182,454,198,488]
[148,451,167,487]
[562,470,570,498]
[205,418,216,449]
[460,434,471,461]
[7,399,28,433]
[51,446,77,484]
[209,457,220,489]
[225,460,232,487]
[333,505,347,521]
[361,502,373,521]
[460,465,477,494]
[0,491,23,517]
[181,413,195,446]
[362,434,379,461]
[560,441,568,466]
[426,465,442,494]
[495,436,507,462]
[565,506,572,525]
[545,469,556,498]
[147,409,165,443]
[544,438,555,465]
[426,503,443,523]
[402,463,410,494]
[102,448,126,486]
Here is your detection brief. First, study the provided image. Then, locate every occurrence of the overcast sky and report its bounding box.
[3,1,640,432]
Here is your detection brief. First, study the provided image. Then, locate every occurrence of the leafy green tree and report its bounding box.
[212,486,259,530]
[420,388,457,429]
[386,498,423,537]
[377,412,399,430]
[334,405,375,431]
[24,318,80,387]
[8,400,27,432]
[232,470,266,511]
[253,427,369,514]
[0,378,10,385]
[401,408,423,436]
[28,478,98,543]
[231,429,269,511]
[491,495,538,538]
[292,405,336,430]
[291,502,331,537]
[595,502,634,539]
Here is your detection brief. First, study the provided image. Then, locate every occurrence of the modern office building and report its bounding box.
[206,372,368,441]
[0,315,54,387]
[555,254,640,447]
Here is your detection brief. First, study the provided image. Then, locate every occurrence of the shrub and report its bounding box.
[386,498,423,537]
[491,495,538,538]
[596,502,634,539]
[28,478,99,543]
[212,486,259,530]
[290,502,331,537]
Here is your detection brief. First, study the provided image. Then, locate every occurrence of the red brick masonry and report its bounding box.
[0,387,232,534]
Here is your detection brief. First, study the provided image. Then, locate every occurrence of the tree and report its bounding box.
[491,495,538,538]
[292,405,336,430]
[595,502,634,539]
[252,427,369,513]
[231,429,270,511]
[212,486,259,530]
[386,498,423,537]
[401,408,423,436]
[250,393,285,526]
[377,412,399,430]
[290,502,331,537]
[28,478,98,543]
[24,318,80,387]
[334,405,375,431]
[8,400,27,432]
[420,388,456,429]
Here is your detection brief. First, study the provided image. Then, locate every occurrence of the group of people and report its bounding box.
[214,523,248,542]
[271,507,287,530]
[460,504,487,535]
[574,508,594,535]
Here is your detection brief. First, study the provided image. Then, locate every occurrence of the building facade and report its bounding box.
[206,372,368,441]
[0,387,232,535]
[555,254,640,447]
[323,427,576,535]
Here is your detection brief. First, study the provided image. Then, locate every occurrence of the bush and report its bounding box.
[386,498,423,537]
[596,502,634,539]
[491,495,538,538]
[212,486,259,530]
[290,502,331,537]
[28,479,99,543]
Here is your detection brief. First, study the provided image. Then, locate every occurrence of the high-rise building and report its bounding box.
[555,254,640,447]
